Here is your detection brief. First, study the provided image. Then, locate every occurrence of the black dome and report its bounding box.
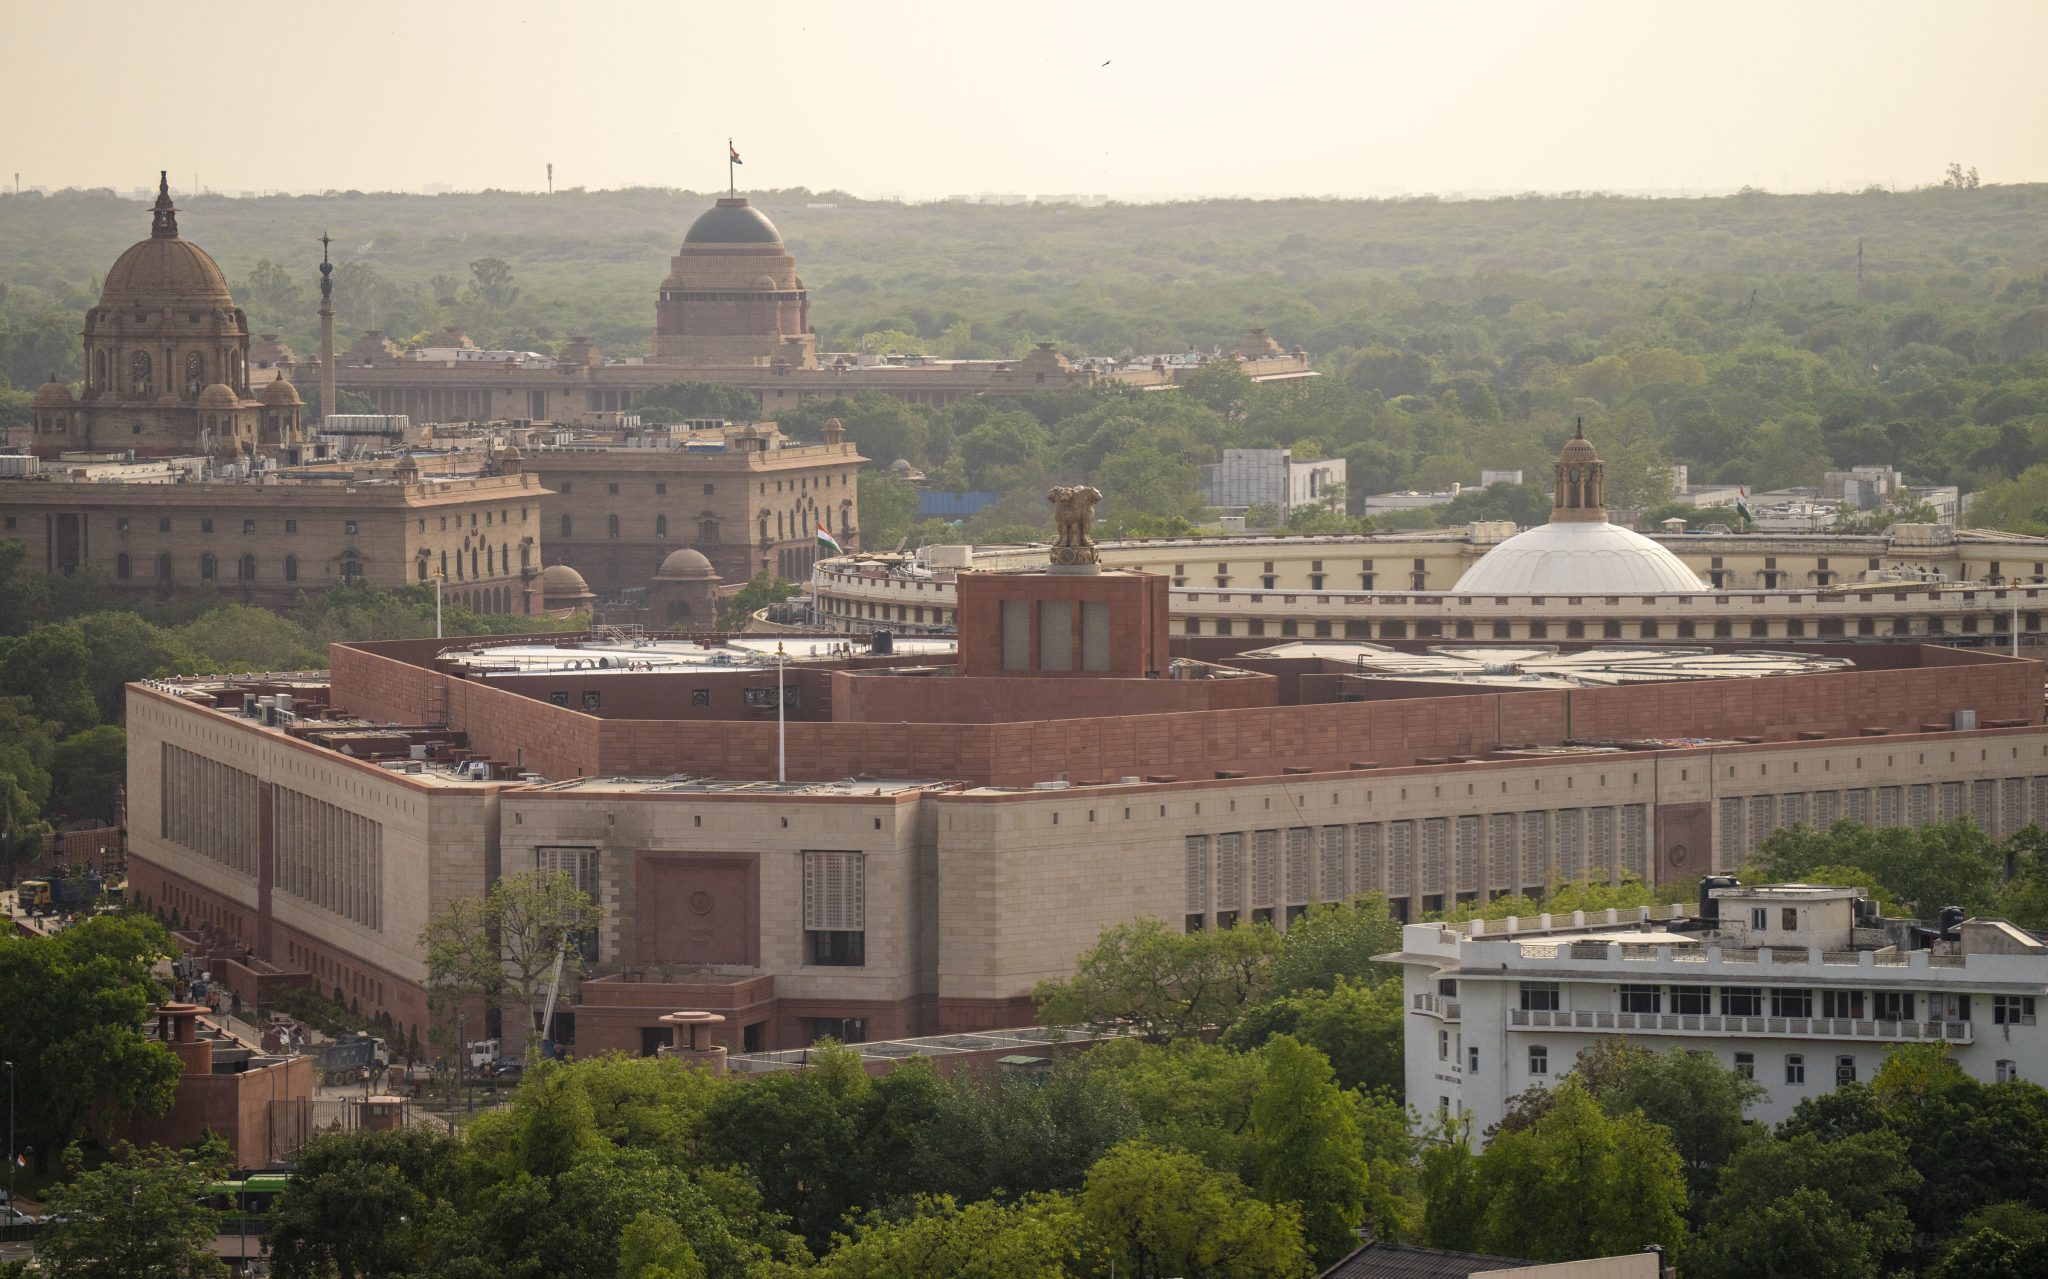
[683,198,782,246]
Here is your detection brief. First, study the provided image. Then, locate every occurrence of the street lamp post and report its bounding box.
[4,1059,15,1209]
[775,642,787,784]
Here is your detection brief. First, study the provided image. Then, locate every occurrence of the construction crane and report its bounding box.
[536,938,570,1061]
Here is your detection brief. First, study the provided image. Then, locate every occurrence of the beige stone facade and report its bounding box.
[120,623,2043,1056]
[523,425,863,595]
[0,470,548,612]
[125,682,511,1044]
[24,174,298,461]
[815,524,2048,644]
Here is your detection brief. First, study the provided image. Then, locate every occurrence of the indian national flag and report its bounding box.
[729,142,743,166]
[816,523,843,555]
[1735,486,1756,524]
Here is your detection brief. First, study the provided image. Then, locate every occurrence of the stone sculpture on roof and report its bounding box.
[1047,484,1102,570]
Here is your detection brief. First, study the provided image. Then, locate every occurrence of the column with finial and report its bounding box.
[318,232,336,426]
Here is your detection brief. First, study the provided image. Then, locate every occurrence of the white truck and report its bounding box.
[467,1038,501,1071]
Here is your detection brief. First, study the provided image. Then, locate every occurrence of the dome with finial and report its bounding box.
[260,375,301,406]
[31,377,74,408]
[99,172,234,307]
[539,564,594,602]
[197,382,241,410]
[682,197,783,246]
[1453,425,1704,596]
[657,548,717,579]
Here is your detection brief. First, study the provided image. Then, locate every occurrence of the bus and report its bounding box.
[203,1173,290,1236]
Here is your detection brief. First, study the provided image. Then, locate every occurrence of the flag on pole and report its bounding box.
[729,142,743,166]
[816,523,843,555]
[12,1153,23,1169]
[1735,486,1756,525]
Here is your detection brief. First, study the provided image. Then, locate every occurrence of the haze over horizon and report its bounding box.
[4,0,2044,202]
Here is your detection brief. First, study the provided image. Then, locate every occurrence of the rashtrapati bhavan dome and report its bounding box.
[325,194,1314,421]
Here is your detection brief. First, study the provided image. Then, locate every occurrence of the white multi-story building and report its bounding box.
[1201,448,1345,516]
[1390,883,2048,1137]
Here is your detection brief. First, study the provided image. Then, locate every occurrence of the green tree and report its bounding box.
[1034,916,1280,1040]
[1221,977,1405,1095]
[34,1140,229,1279]
[617,1211,707,1279]
[269,1127,463,1279]
[0,915,181,1165]
[1750,818,2003,914]
[1698,1128,1919,1271]
[853,471,922,551]
[419,868,599,1050]
[1267,895,1402,995]
[0,622,100,733]
[917,1058,1137,1204]
[1473,1078,1688,1263]
[1247,1036,1369,1265]
[716,571,799,630]
[47,723,125,822]
[764,1194,1083,1279]
[468,257,521,308]
[1078,1141,1312,1279]
[631,379,761,424]
[1571,1041,1765,1211]
[1686,1186,1885,1279]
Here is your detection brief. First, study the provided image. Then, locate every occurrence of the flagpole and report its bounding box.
[728,138,735,199]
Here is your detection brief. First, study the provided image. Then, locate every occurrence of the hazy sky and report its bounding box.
[5,0,2043,199]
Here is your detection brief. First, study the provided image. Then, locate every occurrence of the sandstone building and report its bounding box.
[124,530,2046,1060]
[0,455,549,613]
[322,196,1313,421]
[25,174,297,461]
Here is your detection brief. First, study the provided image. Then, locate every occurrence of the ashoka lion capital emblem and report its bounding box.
[1047,484,1102,568]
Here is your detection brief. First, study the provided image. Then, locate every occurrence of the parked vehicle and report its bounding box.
[467,1038,501,1070]
[18,869,104,917]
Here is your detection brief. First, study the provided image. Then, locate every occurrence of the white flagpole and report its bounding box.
[776,642,787,783]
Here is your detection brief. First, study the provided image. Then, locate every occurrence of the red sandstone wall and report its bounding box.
[332,639,2038,788]
[1567,659,2039,742]
[956,572,1170,679]
[828,671,1275,724]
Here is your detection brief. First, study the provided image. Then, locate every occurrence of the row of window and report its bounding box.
[1441,1033,2023,1088]
[421,507,528,532]
[1521,980,2036,1024]
[109,516,339,535]
[1181,612,2043,640]
[117,552,340,584]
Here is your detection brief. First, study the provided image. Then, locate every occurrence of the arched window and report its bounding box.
[502,543,510,573]
[284,554,298,582]
[115,553,131,580]
[183,351,205,397]
[607,514,620,540]
[130,351,152,398]
[560,515,572,540]
[440,550,449,579]
[229,350,245,390]
[418,558,429,581]
[470,546,479,577]
[340,554,363,583]
[655,514,668,539]
[239,554,256,581]
[200,552,218,580]
[486,544,495,575]
[455,550,465,580]
[700,518,720,545]
[93,350,107,392]
[157,553,173,583]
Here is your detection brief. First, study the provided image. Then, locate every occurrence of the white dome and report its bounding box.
[1454,520,1706,595]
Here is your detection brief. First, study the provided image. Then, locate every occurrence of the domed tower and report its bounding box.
[1551,419,1606,523]
[652,198,816,368]
[65,172,258,457]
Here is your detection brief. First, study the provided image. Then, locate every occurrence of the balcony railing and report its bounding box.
[1507,1007,1973,1043]
[1413,993,1461,1021]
